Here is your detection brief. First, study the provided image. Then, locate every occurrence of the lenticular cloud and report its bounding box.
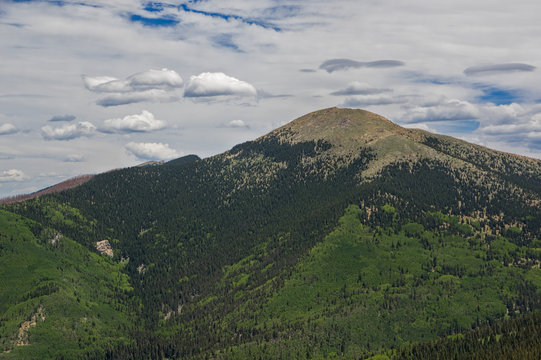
[319,59,404,73]
[463,63,536,76]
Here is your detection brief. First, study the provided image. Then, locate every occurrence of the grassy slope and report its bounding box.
[218,205,541,359]
[0,209,135,359]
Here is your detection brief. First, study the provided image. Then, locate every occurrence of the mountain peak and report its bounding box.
[260,107,428,176]
[270,107,402,146]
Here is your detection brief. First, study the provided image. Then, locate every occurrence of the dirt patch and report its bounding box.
[16,305,45,346]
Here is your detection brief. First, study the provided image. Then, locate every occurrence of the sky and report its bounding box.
[1,0,541,197]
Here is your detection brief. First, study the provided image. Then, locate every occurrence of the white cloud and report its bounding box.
[84,69,184,93]
[0,123,18,135]
[83,69,183,106]
[128,69,184,90]
[0,169,27,182]
[184,72,257,97]
[101,110,166,133]
[125,142,181,160]
[225,119,249,128]
[41,121,96,140]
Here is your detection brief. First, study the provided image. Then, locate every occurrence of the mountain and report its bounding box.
[1,107,541,359]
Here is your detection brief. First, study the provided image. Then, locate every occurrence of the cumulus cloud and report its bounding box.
[125,142,180,160]
[223,119,249,128]
[0,123,18,135]
[464,63,536,76]
[83,69,183,106]
[0,169,26,182]
[101,110,166,133]
[320,59,404,73]
[401,99,479,123]
[331,81,391,96]
[41,121,96,140]
[184,72,257,97]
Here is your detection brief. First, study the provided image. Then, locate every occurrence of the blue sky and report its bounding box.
[0,0,540,196]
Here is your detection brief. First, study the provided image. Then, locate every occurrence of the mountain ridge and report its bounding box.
[1,107,541,359]
[2,107,540,204]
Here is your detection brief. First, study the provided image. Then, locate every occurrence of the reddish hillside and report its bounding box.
[0,175,94,205]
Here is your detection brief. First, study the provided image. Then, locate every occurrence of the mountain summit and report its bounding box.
[264,107,415,163]
[258,107,540,180]
[269,107,401,145]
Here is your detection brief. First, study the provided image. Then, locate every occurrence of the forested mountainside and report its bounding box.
[1,107,541,359]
